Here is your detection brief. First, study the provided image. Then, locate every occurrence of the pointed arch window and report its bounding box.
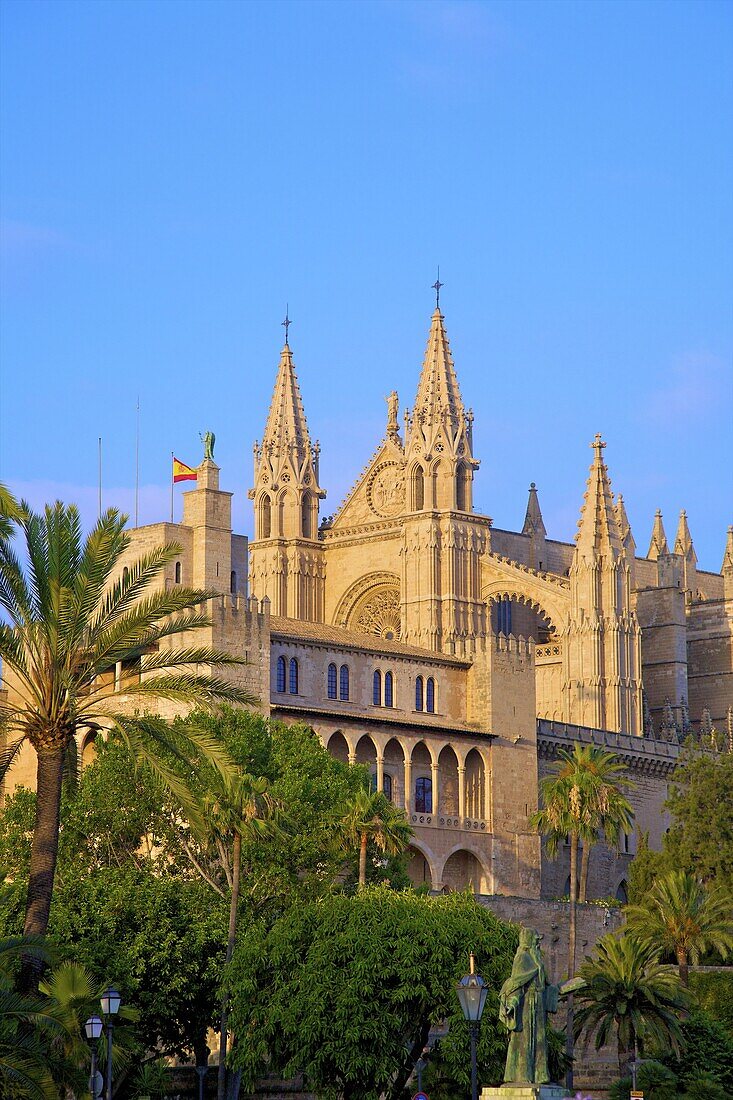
[123,566,130,585]
[289,657,299,695]
[372,670,382,706]
[174,562,181,585]
[276,655,286,693]
[384,671,394,708]
[426,677,435,713]
[413,466,424,511]
[382,773,393,802]
[230,571,237,594]
[339,664,350,701]
[327,663,337,700]
[415,776,432,814]
[456,464,466,511]
[415,676,424,712]
[261,495,272,539]
[302,494,311,539]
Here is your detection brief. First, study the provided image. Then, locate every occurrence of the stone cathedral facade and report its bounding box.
[4,306,733,908]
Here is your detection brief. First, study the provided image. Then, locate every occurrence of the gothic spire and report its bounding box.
[412,308,465,434]
[647,510,669,560]
[574,435,623,557]
[261,341,313,468]
[522,483,547,539]
[674,509,697,562]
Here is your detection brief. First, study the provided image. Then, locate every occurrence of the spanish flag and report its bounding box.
[173,457,197,483]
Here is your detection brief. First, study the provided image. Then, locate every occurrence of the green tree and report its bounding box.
[341,785,412,889]
[625,870,733,985]
[531,745,631,1088]
[663,742,733,896]
[627,831,673,905]
[654,1009,733,1094]
[573,931,689,1080]
[228,888,518,1100]
[0,501,253,961]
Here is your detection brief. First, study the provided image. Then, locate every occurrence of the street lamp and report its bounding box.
[100,987,121,1100]
[84,1016,103,1100]
[456,953,488,1100]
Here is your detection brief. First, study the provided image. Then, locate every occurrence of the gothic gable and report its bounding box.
[328,436,406,531]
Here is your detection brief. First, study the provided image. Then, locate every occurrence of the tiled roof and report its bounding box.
[269,615,471,667]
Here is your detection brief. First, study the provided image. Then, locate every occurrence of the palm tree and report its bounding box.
[530,743,632,1090]
[0,483,20,543]
[202,768,282,1100]
[575,748,633,902]
[624,870,733,985]
[574,931,689,1080]
[0,502,256,967]
[341,785,412,889]
[0,935,63,1100]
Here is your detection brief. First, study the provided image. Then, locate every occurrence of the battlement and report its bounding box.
[494,631,534,659]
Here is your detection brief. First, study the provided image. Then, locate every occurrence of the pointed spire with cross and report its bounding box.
[282,305,291,346]
[432,267,443,311]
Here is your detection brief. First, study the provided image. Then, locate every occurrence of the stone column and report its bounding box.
[431,761,439,815]
[458,764,466,819]
[403,758,412,814]
[376,753,384,793]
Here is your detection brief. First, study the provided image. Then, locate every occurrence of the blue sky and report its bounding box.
[1,0,731,569]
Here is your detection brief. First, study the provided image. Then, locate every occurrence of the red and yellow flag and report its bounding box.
[172,457,197,483]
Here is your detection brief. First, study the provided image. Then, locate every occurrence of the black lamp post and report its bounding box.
[100,987,121,1100]
[84,1015,103,1100]
[456,953,488,1100]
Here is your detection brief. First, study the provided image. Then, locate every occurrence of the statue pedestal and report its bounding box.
[482,1087,570,1100]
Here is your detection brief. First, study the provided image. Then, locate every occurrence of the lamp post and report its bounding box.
[84,1015,103,1100]
[100,987,121,1100]
[456,953,488,1100]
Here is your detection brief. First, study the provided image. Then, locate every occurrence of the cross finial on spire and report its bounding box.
[282,304,291,346]
[591,433,606,455]
[432,267,443,310]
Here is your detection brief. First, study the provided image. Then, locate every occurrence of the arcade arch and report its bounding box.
[442,848,490,895]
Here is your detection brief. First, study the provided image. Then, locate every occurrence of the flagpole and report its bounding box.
[98,437,102,519]
[135,396,140,527]
[170,452,174,524]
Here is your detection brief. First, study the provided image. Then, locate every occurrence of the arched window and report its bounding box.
[261,495,272,539]
[415,676,424,712]
[426,677,435,713]
[456,464,466,511]
[289,657,299,695]
[122,566,129,585]
[372,670,382,706]
[302,494,311,539]
[384,671,394,708]
[497,599,512,636]
[174,561,181,584]
[327,663,337,700]
[615,880,628,904]
[230,571,237,594]
[339,664,349,701]
[415,776,432,814]
[383,773,393,802]
[276,655,286,693]
[413,466,424,511]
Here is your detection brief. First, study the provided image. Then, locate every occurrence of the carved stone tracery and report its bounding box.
[354,587,401,640]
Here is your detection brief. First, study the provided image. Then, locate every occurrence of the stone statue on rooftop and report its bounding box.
[199,430,216,462]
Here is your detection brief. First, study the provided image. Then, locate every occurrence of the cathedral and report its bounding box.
[5,305,733,910]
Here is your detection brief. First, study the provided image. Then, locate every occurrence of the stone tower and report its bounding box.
[564,436,643,734]
[248,338,326,620]
[522,483,547,571]
[400,307,490,655]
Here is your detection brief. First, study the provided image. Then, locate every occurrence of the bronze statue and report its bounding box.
[199,430,216,461]
[499,927,560,1084]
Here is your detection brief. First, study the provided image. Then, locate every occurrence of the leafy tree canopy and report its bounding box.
[663,742,733,896]
[227,887,518,1100]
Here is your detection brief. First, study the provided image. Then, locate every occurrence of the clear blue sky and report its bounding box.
[1,0,731,569]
